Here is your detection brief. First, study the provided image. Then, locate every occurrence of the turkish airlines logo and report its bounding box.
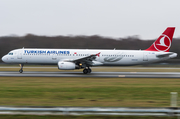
[154,34,171,51]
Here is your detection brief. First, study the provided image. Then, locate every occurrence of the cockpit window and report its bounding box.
[8,53,13,55]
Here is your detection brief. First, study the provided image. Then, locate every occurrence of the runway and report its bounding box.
[0,71,180,78]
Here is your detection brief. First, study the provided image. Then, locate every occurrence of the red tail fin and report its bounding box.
[145,27,175,52]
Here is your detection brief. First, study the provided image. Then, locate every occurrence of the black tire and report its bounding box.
[19,69,23,73]
[83,69,88,74]
[88,68,92,73]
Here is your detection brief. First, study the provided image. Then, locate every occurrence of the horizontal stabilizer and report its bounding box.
[156,52,174,58]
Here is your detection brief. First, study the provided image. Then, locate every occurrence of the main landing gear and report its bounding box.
[19,64,24,73]
[83,67,92,74]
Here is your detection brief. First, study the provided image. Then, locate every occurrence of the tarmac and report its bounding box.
[0,71,180,78]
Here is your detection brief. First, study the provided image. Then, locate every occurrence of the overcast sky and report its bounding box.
[0,0,180,39]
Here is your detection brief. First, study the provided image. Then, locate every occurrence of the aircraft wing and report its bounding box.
[60,52,102,66]
[71,52,102,66]
[73,55,96,62]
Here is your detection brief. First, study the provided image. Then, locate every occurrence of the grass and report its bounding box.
[0,77,179,107]
[0,66,179,118]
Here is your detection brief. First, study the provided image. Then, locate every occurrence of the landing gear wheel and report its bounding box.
[88,68,92,73]
[83,69,88,74]
[19,69,23,73]
[19,64,24,73]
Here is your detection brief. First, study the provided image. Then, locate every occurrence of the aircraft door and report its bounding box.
[143,52,148,61]
[17,51,22,59]
[52,54,57,60]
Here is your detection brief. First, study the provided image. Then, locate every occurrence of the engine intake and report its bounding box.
[58,61,79,70]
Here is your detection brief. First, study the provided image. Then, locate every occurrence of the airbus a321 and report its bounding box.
[2,27,177,74]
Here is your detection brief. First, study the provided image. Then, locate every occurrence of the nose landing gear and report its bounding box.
[19,64,24,73]
[83,67,92,74]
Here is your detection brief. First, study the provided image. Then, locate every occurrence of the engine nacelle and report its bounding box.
[58,61,76,70]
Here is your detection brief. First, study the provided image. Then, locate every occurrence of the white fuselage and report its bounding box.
[2,48,177,66]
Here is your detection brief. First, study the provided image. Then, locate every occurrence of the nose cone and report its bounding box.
[2,55,7,62]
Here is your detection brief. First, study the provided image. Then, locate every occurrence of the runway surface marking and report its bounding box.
[0,71,180,78]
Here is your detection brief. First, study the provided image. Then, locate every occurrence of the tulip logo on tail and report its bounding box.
[154,34,171,52]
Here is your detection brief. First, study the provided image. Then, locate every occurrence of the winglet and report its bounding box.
[145,27,175,52]
[96,52,101,57]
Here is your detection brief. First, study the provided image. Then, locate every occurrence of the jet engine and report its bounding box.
[58,61,79,70]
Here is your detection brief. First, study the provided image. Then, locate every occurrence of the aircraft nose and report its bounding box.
[2,55,7,62]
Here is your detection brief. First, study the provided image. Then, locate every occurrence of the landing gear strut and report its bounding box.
[83,67,92,74]
[19,64,24,73]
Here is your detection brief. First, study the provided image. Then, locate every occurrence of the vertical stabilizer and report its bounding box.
[145,27,175,52]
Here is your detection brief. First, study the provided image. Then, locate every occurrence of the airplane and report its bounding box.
[1,27,177,74]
